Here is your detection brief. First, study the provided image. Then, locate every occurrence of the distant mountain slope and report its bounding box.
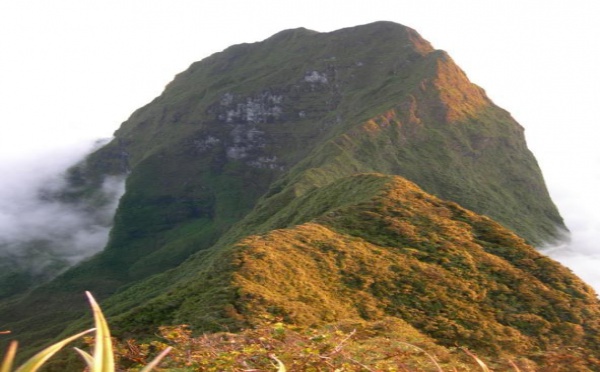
[0,21,576,364]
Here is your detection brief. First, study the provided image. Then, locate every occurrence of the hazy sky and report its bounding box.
[0,1,598,290]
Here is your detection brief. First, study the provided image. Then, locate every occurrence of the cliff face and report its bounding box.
[2,21,588,366]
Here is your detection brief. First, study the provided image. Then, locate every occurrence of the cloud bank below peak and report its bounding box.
[0,139,125,292]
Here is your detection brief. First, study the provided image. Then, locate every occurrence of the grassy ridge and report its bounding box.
[99,174,599,370]
[0,21,571,361]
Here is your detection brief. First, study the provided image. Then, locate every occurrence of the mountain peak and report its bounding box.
[329,21,434,55]
[0,22,584,369]
[264,27,319,42]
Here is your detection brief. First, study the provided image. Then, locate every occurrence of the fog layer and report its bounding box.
[1,138,598,300]
[540,145,600,294]
[0,141,125,285]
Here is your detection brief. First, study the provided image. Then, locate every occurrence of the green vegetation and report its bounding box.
[92,174,599,370]
[0,21,589,370]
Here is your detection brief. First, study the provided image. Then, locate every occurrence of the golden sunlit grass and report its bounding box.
[0,304,505,372]
[100,174,600,371]
[0,292,588,371]
[113,321,525,371]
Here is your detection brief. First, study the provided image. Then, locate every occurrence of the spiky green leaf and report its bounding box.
[14,328,93,372]
[0,341,17,372]
[85,291,114,372]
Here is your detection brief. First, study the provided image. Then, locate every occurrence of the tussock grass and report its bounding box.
[2,293,592,371]
[113,321,526,371]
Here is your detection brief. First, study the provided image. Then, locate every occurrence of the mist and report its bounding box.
[0,140,125,289]
[1,137,597,297]
[538,142,600,294]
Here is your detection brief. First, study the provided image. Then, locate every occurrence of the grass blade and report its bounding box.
[139,347,172,372]
[269,354,286,372]
[74,347,95,370]
[396,341,443,372]
[1,341,18,372]
[14,328,94,372]
[462,348,491,372]
[85,291,114,372]
[508,359,522,372]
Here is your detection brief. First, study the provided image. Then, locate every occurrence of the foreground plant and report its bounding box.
[0,292,170,372]
[1,328,93,372]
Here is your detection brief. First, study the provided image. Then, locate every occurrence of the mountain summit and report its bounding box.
[107,20,564,244]
[2,21,596,369]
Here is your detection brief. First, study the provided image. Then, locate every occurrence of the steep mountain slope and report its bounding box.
[0,21,579,364]
[73,174,600,368]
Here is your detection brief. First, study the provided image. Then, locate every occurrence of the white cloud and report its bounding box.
[0,141,125,278]
[542,151,600,294]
